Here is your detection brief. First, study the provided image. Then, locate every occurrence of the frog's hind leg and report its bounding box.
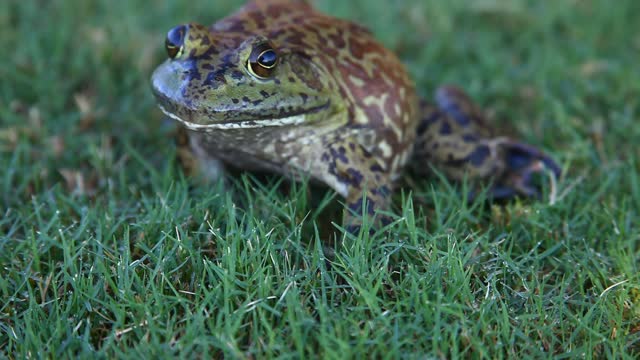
[410,86,560,200]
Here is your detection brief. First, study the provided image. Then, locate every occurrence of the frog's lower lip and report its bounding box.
[158,101,331,130]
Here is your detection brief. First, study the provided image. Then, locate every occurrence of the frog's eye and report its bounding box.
[247,42,279,79]
[165,25,186,59]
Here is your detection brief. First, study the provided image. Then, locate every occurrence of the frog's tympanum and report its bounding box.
[151,0,560,231]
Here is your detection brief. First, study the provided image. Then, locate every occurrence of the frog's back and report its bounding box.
[214,0,420,177]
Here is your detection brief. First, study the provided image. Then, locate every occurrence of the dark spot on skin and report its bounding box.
[223,20,247,33]
[462,134,478,143]
[328,32,346,48]
[231,70,244,80]
[349,143,356,151]
[328,162,337,177]
[330,147,349,164]
[232,98,239,104]
[283,34,302,46]
[200,46,218,59]
[366,199,376,215]
[220,52,234,66]
[467,145,490,166]
[252,99,263,106]
[346,168,364,186]
[347,197,375,216]
[242,96,251,103]
[370,164,383,172]
[371,185,390,197]
[300,93,308,103]
[324,47,340,58]
[437,93,471,126]
[440,121,452,135]
[345,224,361,234]
[248,11,267,28]
[321,152,330,162]
[288,77,296,83]
[417,112,440,135]
[348,36,371,60]
[266,4,287,18]
[203,72,222,87]
[216,73,227,83]
[348,200,362,214]
[201,63,215,70]
[183,59,201,80]
[260,90,270,98]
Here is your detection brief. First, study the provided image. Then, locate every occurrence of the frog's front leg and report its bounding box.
[175,126,226,182]
[321,140,393,233]
[411,86,560,199]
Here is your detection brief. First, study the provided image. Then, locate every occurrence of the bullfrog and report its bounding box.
[151,0,560,231]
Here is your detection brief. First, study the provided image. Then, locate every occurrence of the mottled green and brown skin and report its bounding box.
[151,0,559,231]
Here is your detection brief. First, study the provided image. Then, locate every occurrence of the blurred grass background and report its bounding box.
[1,0,639,357]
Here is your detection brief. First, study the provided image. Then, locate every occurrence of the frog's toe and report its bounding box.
[488,139,560,200]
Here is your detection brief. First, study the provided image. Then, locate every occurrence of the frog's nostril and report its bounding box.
[166,25,187,59]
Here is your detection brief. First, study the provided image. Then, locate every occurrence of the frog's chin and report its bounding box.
[158,101,330,131]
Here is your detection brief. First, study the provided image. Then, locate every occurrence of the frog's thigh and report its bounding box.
[412,108,502,180]
[176,127,225,182]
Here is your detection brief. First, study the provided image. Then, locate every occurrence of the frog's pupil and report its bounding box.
[258,50,277,67]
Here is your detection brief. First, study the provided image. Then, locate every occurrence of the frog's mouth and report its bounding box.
[158,101,331,130]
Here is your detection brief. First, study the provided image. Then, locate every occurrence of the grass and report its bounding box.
[2,0,639,357]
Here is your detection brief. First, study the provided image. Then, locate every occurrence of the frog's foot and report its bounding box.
[176,126,225,183]
[343,186,393,235]
[481,138,561,200]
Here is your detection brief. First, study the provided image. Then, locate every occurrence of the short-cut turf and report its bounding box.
[1,0,639,358]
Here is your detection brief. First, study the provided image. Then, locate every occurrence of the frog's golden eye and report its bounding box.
[165,25,187,59]
[247,42,279,79]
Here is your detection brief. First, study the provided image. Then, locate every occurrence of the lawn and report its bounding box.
[2,0,639,357]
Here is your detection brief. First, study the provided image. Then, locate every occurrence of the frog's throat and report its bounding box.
[158,102,331,130]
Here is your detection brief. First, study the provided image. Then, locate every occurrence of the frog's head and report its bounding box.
[151,23,337,130]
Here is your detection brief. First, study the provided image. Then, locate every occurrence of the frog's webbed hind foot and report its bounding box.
[412,85,560,201]
[480,137,561,200]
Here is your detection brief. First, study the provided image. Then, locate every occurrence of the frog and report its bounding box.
[151,0,560,232]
